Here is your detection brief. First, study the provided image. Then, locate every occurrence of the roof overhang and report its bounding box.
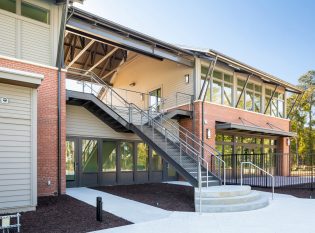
[66,7,196,67]
[216,122,297,137]
[0,67,44,88]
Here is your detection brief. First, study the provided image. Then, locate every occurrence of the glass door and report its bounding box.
[149,88,162,112]
[66,139,78,187]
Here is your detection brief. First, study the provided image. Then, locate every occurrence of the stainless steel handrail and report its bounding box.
[240,161,275,200]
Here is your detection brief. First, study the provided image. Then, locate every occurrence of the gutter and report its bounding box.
[56,0,69,196]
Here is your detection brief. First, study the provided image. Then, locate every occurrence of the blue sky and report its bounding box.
[75,0,315,85]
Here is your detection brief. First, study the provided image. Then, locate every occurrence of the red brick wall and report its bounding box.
[179,101,290,154]
[0,57,66,196]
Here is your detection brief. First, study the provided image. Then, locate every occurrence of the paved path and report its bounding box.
[68,185,314,233]
[66,187,171,223]
[92,197,315,233]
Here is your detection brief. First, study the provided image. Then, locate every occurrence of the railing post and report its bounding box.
[152,121,154,140]
[141,114,143,130]
[241,162,243,186]
[129,104,132,123]
[198,160,202,214]
[165,128,167,152]
[179,143,182,165]
[110,89,113,108]
[185,132,188,153]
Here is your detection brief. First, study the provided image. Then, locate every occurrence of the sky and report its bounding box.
[74,0,315,85]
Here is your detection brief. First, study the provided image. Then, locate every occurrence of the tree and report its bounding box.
[287,70,315,155]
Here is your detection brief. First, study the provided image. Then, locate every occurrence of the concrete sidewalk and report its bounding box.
[66,187,171,223]
[91,197,315,233]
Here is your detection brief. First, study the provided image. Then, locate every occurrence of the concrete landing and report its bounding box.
[195,185,269,213]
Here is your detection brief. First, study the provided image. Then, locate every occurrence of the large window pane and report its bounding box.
[254,93,261,113]
[265,97,271,115]
[120,142,134,171]
[278,100,284,118]
[152,150,163,171]
[223,84,232,106]
[0,0,16,13]
[82,139,98,173]
[237,88,245,109]
[102,141,116,172]
[271,99,278,116]
[66,141,75,181]
[21,2,50,24]
[137,143,149,171]
[212,80,222,104]
[246,91,254,111]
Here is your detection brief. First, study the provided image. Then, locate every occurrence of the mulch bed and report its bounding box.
[253,185,315,199]
[93,183,195,212]
[2,195,131,233]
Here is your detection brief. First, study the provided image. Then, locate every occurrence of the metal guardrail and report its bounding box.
[241,161,275,200]
[66,67,226,186]
[0,213,21,232]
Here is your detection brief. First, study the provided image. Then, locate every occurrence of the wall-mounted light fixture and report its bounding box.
[184,74,190,84]
[140,93,144,101]
[206,128,211,139]
[129,82,136,87]
[287,138,290,146]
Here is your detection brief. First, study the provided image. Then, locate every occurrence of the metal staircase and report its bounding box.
[66,68,226,188]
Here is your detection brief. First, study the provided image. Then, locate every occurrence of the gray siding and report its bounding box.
[21,20,51,65]
[0,0,62,66]
[0,12,16,57]
[67,105,139,140]
[0,83,33,211]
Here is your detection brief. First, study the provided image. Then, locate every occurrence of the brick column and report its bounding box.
[278,137,290,176]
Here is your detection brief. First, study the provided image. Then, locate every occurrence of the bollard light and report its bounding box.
[96,196,103,222]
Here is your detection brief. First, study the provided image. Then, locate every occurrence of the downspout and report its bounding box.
[56,0,69,196]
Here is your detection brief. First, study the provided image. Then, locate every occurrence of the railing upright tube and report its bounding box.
[198,160,202,214]
[179,143,182,165]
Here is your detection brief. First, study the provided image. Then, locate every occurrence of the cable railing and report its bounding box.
[66,67,226,185]
[241,161,275,200]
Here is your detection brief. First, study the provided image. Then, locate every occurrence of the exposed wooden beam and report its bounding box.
[102,69,117,80]
[99,58,111,77]
[87,47,118,72]
[83,42,98,70]
[67,39,95,68]
[64,34,76,63]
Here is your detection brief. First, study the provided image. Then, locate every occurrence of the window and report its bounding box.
[149,88,162,112]
[137,143,149,171]
[265,88,284,118]
[0,0,16,13]
[21,2,50,24]
[66,140,75,181]
[82,139,98,173]
[237,79,262,112]
[201,67,233,106]
[152,150,163,171]
[102,141,116,172]
[120,142,134,171]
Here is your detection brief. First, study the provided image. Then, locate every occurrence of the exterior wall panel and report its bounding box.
[66,105,139,140]
[0,13,16,57]
[21,21,51,65]
[0,83,33,213]
[113,55,194,110]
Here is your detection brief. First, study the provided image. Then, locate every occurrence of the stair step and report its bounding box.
[195,195,269,213]
[195,185,252,198]
[195,191,261,205]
